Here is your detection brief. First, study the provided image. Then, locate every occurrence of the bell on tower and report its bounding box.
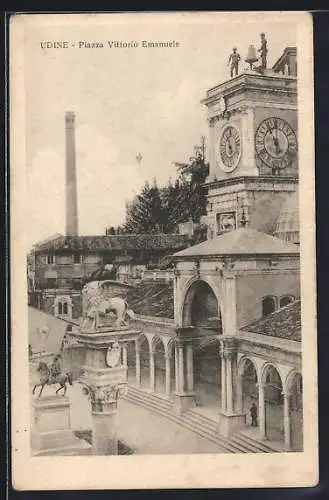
[245,45,258,70]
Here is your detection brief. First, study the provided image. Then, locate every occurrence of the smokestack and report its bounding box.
[65,111,78,236]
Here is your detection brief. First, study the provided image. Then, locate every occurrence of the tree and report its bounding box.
[124,179,166,233]
[172,136,209,224]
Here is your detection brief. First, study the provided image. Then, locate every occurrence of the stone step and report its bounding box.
[231,432,279,453]
[127,387,173,411]
[124,387,246,454]
[184,410,219,434]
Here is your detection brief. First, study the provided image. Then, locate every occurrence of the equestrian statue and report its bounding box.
[32,354,73,398]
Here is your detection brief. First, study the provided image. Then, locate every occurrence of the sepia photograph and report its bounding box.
[10,11,317,490]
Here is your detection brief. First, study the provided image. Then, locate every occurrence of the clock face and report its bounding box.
[219,125,241,172]
[255,117,297,170]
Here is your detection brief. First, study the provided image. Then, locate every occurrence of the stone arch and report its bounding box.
[137,332,151,350]
[166,338,176,358]
[285,371,303,451]
[151,335,166,394]
[260,362,284,387]
[261,362,285,443]
[138,333,151,389]
[237,356,259,416]
[181,278,222,330]
[284,369,302,395]
[237,355,260,381]
[151,335,165,353]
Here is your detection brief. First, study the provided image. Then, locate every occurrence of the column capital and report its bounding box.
[219,337,238,358]
[82,383,127,412]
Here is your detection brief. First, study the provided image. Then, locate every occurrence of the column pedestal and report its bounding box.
[173,393,197,414]
[31,395,91,456]
[218,411,246,438]
[69,326,141,456]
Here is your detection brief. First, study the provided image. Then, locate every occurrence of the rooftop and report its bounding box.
[33,234,192,253]
[172,227,300,259]
[241,300,301,342]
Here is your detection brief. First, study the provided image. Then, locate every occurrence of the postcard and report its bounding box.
[10,11,317,490]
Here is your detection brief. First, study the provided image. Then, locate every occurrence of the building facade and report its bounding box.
[114,46,302,452]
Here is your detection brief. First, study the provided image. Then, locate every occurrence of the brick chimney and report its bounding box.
[65,111,78,236]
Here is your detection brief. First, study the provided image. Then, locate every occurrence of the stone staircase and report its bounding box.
[123,385,279,454]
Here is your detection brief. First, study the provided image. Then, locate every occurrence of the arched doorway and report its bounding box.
[239,359,258,424]
[139,334,150,389]
[182,280,221,330]
[289,372,303,451]
[152,336,166,394]
[182,280,222,411]
[263,365,284,443]
[194,338,221,409]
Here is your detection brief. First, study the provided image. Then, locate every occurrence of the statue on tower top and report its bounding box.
[227,47,241,78]
[258,33,268,70]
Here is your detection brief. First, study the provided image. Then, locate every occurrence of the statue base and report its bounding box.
[31,395,91,456]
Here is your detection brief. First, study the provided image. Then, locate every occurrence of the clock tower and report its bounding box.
[201,46,298,240]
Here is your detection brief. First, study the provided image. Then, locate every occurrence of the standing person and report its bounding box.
[250,402,258,427]
[228,47,241,78]
[258,33,268,70]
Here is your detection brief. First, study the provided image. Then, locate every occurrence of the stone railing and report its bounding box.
[141,270,174,283]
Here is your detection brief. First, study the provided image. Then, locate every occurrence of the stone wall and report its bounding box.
[236,272,300,328]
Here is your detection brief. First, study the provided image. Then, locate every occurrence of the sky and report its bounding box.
[22,13,297,249]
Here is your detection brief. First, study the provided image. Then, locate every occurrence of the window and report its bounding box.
[46,278,57,289]
[72,278,82,290]
[262,296,276,317]
[73,253,82,264]
[46,255,55,265]
[58,302,63,315]
[279,295,294,308]
[63,302,68,315]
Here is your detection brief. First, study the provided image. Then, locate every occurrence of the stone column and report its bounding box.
[221,354,227,411]
[178,342,185,393]
[122,343,128,382]
[218,338,246,437]
[258,382,266,440]
[165,354,171,397]
[122,343,128,367]
[135,344,141,387]
[174,343,179,393]
[236,374,244,413]
[223,274,237,336]
[186,342,194,393]
[283,392,292,451]
[150,350,155,392]
[88,386,122,455]
[226,353,234,413]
